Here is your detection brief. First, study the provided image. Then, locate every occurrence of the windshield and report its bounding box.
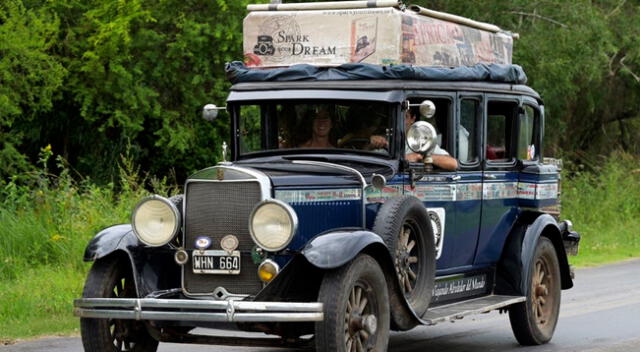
[236,101,395,157]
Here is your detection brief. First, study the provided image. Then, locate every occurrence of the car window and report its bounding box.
[459,99,479,164]
[237,101,394,156]
[517,105,538,160]
[486,100,517,162]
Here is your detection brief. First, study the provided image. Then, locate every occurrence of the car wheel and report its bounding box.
[373,196,435,316]
[80,256,159,352]
[509,236,561,345]
[315,254,390,352]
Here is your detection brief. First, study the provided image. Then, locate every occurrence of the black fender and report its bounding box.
[83,224,180,297]
[496,213,573,297]
[302,229,421,330]
[301,230,385,269]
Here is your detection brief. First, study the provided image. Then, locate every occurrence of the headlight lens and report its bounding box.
[407,121,437,154]
[249,200,298,251]
[132,195,180,247]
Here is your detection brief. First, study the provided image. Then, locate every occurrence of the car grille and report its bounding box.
[182,180,263,295]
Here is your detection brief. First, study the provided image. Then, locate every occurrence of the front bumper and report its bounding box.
[73,298,324,323]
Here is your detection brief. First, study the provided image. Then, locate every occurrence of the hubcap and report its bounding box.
[395,224,419,296]
[344,284,376,352]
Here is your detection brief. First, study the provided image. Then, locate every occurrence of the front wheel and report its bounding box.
[315,254,390,352]
[80,256,159,352]
[508,236,561,345]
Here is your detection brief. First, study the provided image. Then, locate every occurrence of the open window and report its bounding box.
[405,97,453,164]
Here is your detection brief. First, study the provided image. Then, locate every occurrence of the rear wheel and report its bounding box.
[509,236,561,345]
[315,254,390,352]
[80,256,159,352]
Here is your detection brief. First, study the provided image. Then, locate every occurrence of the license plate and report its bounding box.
[192,250,241,275]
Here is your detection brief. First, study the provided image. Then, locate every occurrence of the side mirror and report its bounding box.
[407,121,437,156]
[202,104,226,122]
[418,100,436,119]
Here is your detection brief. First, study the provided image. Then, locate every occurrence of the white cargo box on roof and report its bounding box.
[243,1,517,68]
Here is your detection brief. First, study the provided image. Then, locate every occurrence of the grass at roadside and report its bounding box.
[0,149,638,341]
[0,266,86,340]
[563,152,640,267]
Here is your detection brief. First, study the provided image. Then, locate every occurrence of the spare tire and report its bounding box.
[372,195,435,316]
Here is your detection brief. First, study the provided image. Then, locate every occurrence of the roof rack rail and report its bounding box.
[247,0,400,12]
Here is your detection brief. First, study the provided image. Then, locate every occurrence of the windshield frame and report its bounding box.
[229,98,403,162]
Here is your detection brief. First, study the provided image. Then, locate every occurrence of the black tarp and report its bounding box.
[226,61,527,85]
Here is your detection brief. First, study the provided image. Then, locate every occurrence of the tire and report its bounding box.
[508,236,561,345]
[372,196,435,316]
[315,254,390,352]
[80,256,159,352]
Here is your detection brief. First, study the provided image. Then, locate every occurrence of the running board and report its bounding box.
[422,295,525,325]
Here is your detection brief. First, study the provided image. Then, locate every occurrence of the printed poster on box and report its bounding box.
[243,8,513,68]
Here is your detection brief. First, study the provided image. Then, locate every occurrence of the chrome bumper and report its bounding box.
[73,298,324,323]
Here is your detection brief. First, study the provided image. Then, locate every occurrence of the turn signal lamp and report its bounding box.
[258,259,280,283]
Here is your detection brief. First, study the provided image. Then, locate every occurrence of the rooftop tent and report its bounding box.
[243,1,517,68]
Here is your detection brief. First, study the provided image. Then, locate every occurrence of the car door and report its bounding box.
[475,95,520,265]
[450,93,484,271]
[402,93,461,271]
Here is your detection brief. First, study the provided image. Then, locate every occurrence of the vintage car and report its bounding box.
[73,61,580,352]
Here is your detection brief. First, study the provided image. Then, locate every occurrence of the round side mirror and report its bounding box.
[407,121,437,155]
[419,100,436,119]
[203,104,221,121]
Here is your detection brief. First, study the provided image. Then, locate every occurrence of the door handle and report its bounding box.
[448,175,461,181]
[484,174,497,180]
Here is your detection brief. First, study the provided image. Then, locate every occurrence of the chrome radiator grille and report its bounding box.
[183,181,263,295]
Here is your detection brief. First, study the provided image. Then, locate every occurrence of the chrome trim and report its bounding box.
[181,165,271,297]
[291,160,367,227]
[73,298,324,323]
[249,199,299,252]
[131,195,181,247]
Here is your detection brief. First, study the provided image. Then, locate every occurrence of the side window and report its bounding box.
[486,100,517,162]
[517,105,538,160]
[458,99,479,164]
[406,97,452,159]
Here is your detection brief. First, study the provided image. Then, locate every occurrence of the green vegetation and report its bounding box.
[564,153,640,266]
[0,147,175,340]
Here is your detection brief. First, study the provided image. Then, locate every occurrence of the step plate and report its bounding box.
[422,295,525,325]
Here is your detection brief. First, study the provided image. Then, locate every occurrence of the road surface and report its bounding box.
[2,259,639,352]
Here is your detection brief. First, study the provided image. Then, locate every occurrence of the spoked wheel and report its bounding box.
[509,236,561,345]
[80,257,159,352]
[316,254,390,352]
[373,196,435,316]
[395,220,421,299]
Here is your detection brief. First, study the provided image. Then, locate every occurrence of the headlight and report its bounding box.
[249,200,298,252]
[407,121,437,154]
[132,195,181,247]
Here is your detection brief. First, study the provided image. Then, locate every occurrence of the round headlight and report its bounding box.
[132,195,181,247]
[407,121,437,154]
[249,200,298,252]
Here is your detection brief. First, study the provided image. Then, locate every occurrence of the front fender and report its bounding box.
[83,224,180,297]
[301,230,385,269]
[84,224,137,261]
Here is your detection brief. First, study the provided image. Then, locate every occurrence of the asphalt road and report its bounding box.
[2,259,639,352]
